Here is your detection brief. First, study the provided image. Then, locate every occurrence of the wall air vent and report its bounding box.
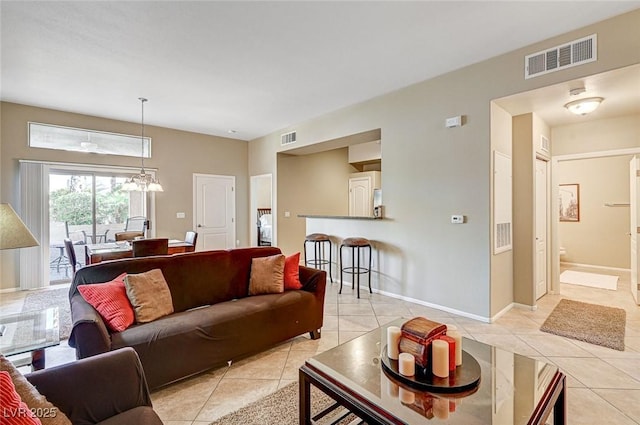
[496,222,512,251]
[525,34,596,79]
[281,131,297,146]
[540,135,550,153]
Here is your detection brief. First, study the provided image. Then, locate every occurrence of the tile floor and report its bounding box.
[1,265,639,424]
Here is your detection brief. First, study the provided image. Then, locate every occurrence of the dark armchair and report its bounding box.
[25,348,162,425]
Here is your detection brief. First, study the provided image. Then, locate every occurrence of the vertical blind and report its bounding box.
[19,161,50,289]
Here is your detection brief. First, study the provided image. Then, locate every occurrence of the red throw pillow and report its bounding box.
[78,273,135,332]
[284,252,302,290]
[0,371,42,425]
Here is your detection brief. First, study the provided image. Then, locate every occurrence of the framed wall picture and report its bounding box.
[559,184,580,222]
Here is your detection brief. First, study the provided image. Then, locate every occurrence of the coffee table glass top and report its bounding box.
[306,319,560,424]
[0,307,60,357]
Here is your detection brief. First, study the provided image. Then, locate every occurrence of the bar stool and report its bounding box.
[304,233,333,283]
[339,237,372,298]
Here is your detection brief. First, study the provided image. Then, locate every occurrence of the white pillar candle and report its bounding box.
[431,340,449,378]
[447,330,463,366]
[386,379,399,398]
[398,352,415,376]
[399,387,415,405]
[446,323,458,332]
[387,326,401,360]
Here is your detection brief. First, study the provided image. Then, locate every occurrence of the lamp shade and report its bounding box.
[0,203,39,249]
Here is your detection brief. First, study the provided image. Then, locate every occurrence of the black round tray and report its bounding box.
[381,346,481,394]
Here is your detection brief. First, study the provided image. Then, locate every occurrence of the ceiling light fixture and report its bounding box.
[564,97,604,116]
[122,98,164,192]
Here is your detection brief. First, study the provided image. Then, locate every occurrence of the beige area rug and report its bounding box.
[208,382,357,425]
[560,270,618,291]
[540,299,626,351]
[22,287,71,340]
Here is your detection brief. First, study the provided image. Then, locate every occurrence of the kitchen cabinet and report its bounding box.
[349,171,381,217]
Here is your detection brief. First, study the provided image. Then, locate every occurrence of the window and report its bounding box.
[29,122,151,158]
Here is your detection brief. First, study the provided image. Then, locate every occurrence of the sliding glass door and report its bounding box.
[49,170,147,282]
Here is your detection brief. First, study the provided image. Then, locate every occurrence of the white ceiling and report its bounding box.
[2,1,639,141]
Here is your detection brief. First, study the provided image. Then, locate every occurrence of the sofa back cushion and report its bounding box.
[71,247,282,313]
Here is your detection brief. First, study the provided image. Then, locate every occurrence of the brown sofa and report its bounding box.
[68,247,326,389]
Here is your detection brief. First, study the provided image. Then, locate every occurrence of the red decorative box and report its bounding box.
[399,317,447,368]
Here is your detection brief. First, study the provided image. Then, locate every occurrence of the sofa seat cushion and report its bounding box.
[96,406,163,425]
[110,290,318,389]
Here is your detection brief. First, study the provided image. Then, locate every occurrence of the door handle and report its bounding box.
[197,224,203,228]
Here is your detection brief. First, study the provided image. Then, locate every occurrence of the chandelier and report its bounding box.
[122,97,164,192]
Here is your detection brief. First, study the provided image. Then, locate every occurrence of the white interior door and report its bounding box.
[194,174,235,250]
[630,157,639,304]
[535,159,548,300]
[349,176,371,216]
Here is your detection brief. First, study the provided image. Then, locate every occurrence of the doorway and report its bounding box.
[553,150,639,304]
[250,174,273,247]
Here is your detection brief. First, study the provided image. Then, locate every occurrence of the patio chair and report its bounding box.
[64,238,83,276]
[50,221,87,277]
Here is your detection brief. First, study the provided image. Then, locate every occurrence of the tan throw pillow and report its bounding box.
[0,355,72,425]
[249,254,285,295]
[124,269,174,323]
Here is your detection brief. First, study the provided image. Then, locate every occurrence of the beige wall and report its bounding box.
[512,113,552,307]
[249,9,640,319]
[255,176,272,208]
[512,114,535,305]
[552,114,640,156]
[276,148,356,255]
[1,102,249,290]
[490,103,514,316]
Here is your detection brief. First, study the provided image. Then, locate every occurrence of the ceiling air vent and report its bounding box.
[281,131,297,146]
[525,34,596,79]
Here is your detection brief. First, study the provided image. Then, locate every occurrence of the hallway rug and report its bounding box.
[208,382,355,425]
[540,299,626,351]
[559,270,618,290]
[22,287,71,340]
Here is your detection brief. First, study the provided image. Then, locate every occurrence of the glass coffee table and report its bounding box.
[0,307,60,371]
[299,319,565,424]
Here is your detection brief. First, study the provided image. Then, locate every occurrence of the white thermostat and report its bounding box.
[445,116,463,128]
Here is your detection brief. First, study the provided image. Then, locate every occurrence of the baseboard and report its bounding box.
[371,288,491,323]
[513,302,538,311]
[490,303,515,322]
[560,262,630,273]
[0,287,20,294]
